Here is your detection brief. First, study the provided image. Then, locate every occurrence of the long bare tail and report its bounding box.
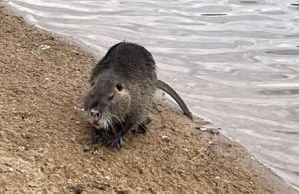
[156,79,192,119]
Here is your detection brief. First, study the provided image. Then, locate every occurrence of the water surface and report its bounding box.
[6,0,299,189]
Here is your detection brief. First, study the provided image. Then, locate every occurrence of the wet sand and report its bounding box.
[0,6,298,194]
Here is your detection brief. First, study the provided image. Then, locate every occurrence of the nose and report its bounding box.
[90,109,100,117]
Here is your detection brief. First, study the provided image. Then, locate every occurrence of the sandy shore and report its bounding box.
[0,5,298,194]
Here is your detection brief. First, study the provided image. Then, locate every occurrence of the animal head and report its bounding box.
[84,71,131,130]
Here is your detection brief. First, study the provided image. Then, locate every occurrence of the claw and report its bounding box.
[107,131,123,149]
[132,123,148,134]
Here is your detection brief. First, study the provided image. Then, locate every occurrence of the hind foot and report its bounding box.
[132,123,148,134]
[107,131,123,149]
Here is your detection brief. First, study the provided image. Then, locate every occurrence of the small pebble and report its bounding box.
[8,167,14,172]
[40,44,50,50]
[70,184,84,194]
[214,176,221,185]
[72,50,80,55]
[161,135,170,142]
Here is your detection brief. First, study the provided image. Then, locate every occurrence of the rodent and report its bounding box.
[84,42,192,148]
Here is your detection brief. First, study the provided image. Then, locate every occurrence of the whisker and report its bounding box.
[103,114,109,130]
[110,114,124,131]
[106,114,116,133]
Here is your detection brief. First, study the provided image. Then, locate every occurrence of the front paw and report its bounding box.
[107,131,123,149]
[92,128,104,144]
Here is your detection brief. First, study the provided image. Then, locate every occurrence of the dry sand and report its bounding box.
[0,5,298,194]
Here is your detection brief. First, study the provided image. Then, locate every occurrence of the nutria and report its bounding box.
[84,42,192,148]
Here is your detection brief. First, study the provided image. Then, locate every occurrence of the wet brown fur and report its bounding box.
[84,42,191,147]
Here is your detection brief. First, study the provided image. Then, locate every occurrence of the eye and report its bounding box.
[108,93,114,101]
[116,83,123,91]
